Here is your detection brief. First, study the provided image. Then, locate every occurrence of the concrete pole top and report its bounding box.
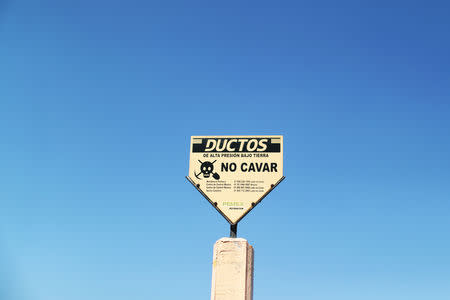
[215,237,249,243]
[211,237,254,300]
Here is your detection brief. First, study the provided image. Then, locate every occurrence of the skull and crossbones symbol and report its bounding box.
[195,160,220,180]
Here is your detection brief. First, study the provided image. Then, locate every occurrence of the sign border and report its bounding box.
[186,176,285,225]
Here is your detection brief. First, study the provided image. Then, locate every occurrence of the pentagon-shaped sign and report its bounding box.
[187,136,284,224]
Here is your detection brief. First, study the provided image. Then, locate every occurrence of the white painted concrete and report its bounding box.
[211,238,254,300]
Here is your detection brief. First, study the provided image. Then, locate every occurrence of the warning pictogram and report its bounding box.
[195,160,220,180]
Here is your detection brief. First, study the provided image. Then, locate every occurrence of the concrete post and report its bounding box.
[211,238,254,300]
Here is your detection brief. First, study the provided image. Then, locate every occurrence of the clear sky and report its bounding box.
[1,1,449,299]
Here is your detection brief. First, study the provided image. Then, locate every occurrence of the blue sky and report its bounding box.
[1,1,449,299]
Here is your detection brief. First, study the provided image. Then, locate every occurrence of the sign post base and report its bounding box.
[230,224,238,238]
[211,238,254,300]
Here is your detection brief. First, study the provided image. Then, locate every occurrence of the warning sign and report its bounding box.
[187,136,284,224]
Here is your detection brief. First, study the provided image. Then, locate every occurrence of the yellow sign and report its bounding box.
[187,136,284,224]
